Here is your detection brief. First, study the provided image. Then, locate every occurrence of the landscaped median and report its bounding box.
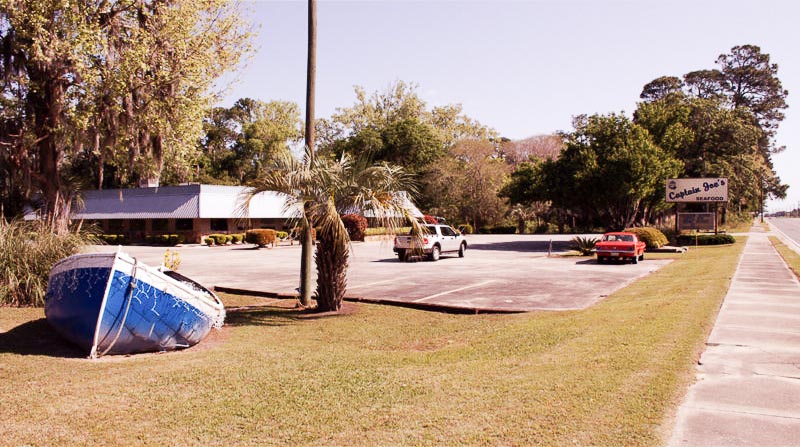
[0,240,744,446]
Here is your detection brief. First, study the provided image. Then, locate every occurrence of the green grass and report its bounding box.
[0,242,744,446]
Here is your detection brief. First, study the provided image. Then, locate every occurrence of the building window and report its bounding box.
[211,219,228,232]
[176,219,193,231]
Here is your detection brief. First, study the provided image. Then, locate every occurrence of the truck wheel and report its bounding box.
[633,254,639,264]
[458,243,466,258]
[639,252,645,261]
[429,245,441,261]
[597,257,604,264]
[397,249,406,262]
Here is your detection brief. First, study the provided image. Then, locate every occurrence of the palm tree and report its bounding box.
[243,149,418,312]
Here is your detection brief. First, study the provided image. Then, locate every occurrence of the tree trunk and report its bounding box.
[29,67,66,219]
[314,228,348,312]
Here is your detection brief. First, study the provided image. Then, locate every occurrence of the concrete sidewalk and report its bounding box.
[668,226,800,446]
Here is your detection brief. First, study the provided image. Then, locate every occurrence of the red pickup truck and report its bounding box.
[595,232,646,264]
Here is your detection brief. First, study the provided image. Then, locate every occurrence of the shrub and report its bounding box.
[342,214,368,241]
[276,231,289,240]
[0,219,99,307]
[209,234,228,245]
[457,223,474,234]
[231,233,244,244]
[246,229,277,247]
[144,234,183,246]
[571,236,598,255]
[623,227,669,249]
[204,237,214,246]
[99,233,129,245]
[225,235,233,244]
[100,234,117,244]
[677,234,736,246]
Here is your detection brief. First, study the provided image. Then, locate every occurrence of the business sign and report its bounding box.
[666,178,728,203]
[678,212,716,231]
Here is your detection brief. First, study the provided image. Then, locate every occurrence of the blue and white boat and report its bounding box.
[45,250,225,358]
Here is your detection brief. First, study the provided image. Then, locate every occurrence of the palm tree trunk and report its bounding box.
[315,229,348,311]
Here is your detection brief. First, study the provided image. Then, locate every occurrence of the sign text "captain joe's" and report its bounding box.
[666,178,729,203]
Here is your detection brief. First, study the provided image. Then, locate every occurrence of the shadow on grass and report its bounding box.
[0,318,84,358]
[468,240,573,253]
[224,301,357,327]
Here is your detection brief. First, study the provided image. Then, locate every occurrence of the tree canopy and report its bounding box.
[0,0,254,218]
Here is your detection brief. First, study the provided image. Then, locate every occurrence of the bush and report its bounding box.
[99,234,129,245]
[457,223,474,235]
[225,234,233,244]
[677,234,736,246]
[0,219,99,307]
[208,234,228,245]
[571,236,598,255]
[100,234,117,244]
[246,229,277,247]
[231,233,244,244]
[144,234,184,246]
[276,231,289,240]
[623,227,669,249]
[342,214,368,241]
[204,237,215,246]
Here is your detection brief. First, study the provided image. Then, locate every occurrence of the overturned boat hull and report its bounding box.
[45,251,225,358]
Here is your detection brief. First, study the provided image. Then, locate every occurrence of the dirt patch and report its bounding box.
[295,300,359,319]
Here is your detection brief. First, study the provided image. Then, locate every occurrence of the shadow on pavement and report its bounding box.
[0,318,84,358]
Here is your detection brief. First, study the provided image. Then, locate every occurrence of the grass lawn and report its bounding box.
[0,242,744,446]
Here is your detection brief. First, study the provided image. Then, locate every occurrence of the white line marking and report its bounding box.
[412,280,498,303]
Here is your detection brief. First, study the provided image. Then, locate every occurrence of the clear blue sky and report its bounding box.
[221,0,800,213]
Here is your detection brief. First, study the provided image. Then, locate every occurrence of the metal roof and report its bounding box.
[68,185,293,220]
[25,184,422,221]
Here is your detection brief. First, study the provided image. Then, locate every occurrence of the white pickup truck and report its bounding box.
[393,224,467,262]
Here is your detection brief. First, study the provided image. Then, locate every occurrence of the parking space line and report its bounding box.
[412,280,498,303]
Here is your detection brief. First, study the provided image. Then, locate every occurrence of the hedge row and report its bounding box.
[677,234,736,246]
[99,234,129,245]
[205,233,244,246]
[144,234,185,246]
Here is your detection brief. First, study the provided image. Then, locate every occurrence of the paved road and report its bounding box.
[768,217,800,254]
[89,233,671,313]
[668,225,800,446]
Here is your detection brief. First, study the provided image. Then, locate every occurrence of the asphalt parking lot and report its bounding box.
[89,234,672,313]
